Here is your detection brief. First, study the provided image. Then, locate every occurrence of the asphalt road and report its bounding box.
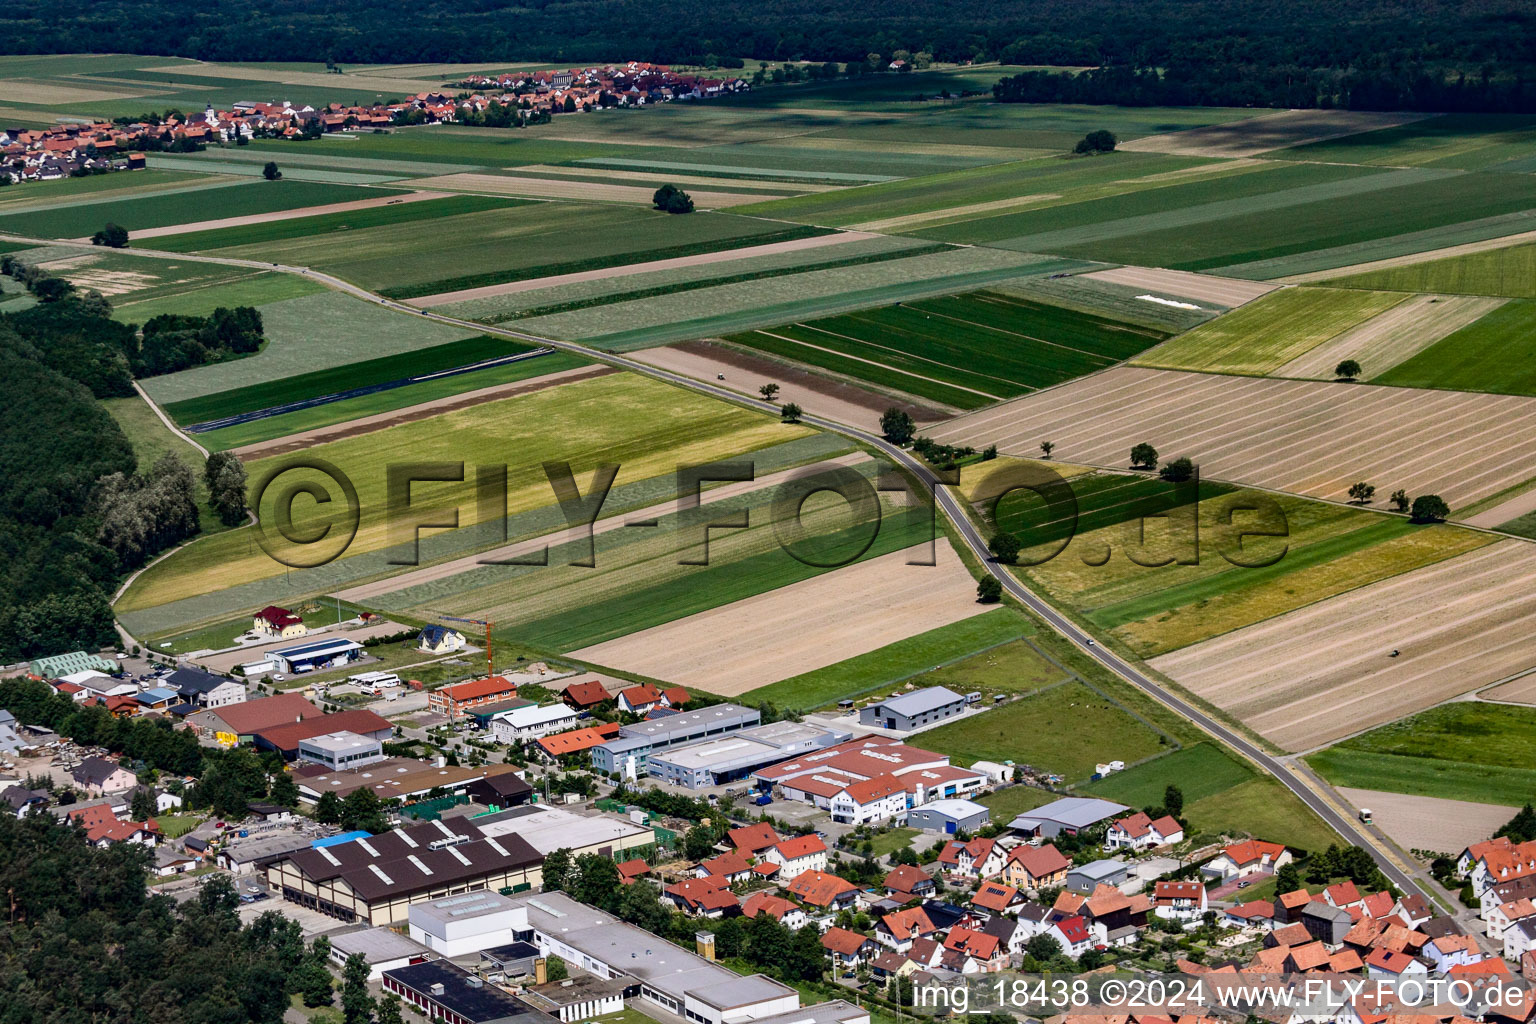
[2,232,1440,906]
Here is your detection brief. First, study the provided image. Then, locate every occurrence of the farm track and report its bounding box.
[0,228,1441,906]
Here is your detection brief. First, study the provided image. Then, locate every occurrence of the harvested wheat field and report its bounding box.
[631,340,950,432]
[927,366,1536,509]
[1480,674,1536,705]
[1275,294,1508,380]
[1150,541,1536,750]
[1337,788,1514,851]
[408,172,778,207]
[1118,109,1431,158]
[37,253,161,296]
[1081,266,1278,308]
[569,540,988,694]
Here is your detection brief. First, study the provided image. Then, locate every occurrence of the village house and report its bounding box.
[741,891,807,930]
[884,864,936,902]
[1153,880,1208,922]
[821,927,875,970]
[760,834,828,880]
[663,876,739,918]
[71,756,136,796]
[936,836,1005,879]
[416,625,464,654]
[1105,811,1185,851]
[253,606,307,639]
[969,880,1025,918]
[877,907,941,952]
[1204,839,1291,880]
[787,869,859,911]
[1003,843,1071,889]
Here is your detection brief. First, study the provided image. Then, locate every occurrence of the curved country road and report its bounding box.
[2,232,1443,907]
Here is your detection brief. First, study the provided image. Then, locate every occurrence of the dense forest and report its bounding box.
[0,263,238,659]
[2,0,1533,111]
[0,813,312,1023]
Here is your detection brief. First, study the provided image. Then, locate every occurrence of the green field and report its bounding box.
[1272,113,1536,171]
[163,333,542,424]
[919,680,1168,782]
[1330,243,1536,299]
[195,350,593,451]
[188,200,821,297]
[118,372,811,614]
[1371,299,1536,395]
[138,291,485,405]
[377,487,931,653]
[0,179,394,238]
[1306,702,1536,806]
[111,268,326,321]
[723,290,1165,408]
[1084,743,1254,807]
[1013,489,1493,658]
[0,169,225,214]
[1185,778,1342,853]
[743,607,1034,710]
[1133,287,1406,375]
[978,786,1059,819]
[989,472,1233,549]
[149,193,526,252]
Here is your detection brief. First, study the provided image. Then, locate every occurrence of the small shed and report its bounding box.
[906,799,991,834]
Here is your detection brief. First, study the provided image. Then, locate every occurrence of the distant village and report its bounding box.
[0,61,749,184]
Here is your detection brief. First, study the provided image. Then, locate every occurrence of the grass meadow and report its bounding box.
[1306,702,1536,806]
[1330,242,1536,299]
[1272,113,1536,171]
[1371,299,1536,396]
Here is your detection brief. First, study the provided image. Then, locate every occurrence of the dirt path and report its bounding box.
[334,453,871,602]
[407,171,780,207]
[1118,109,1433,159]
[406,230,880,308]
[1275,294,1507,380]
[927,365,1536,510]
[569,540,988,694]
[231,364,616,459]
[1336,788,1516,851]
[631,340,952,432]
[1278,228,1536,284]
[1464,486,1536,529]
[76,191,455,243]
[1150,541,1536,750]
[1081,266,1279,307]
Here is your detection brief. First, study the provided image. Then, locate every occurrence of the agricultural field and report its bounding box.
[0,179,395,238]
[513,247,1082,351]
[1117,110,1432,158]
[1270,113,1536,171]
[743,606,1035,711]
[1307,702,1536,807]
[568,539,988,693]
[182,200,822,297]
[1133,287,1407,376]
[721,290,1167,409]
[929,365,1536,510]
[918,680,1170,783]
[1150,540,1536,751]
[1324,241,1536,298]
[13,247,323,314]
[138,291,488,405]
[1083,743,1253,808]
[143,193,522,249]
[1370,300,1536,397]
[991,478,1491,659]
[1272,294,1507,382]
[117,371,812,617]
[101,394,228,534]
[0,169,230,215]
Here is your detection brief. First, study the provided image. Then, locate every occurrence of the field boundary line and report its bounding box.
[755,328,1004,400]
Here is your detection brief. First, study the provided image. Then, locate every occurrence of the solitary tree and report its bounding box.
[91,222,129,248]
[1348,481,1376,504]
[1159,456,1194,483]
[652,183,694,214]
[977,576,1003,603]
[1410,494,1450,523]
[1163,784,1184,818]
[880,407,916,444]
[1040,440,1055,459]
[1130,442,1159,470]
[780,402,803,424]
[1074,129,1117,154]
[262,161,282,180]
[1335,359,1362,381]
[1390,488,1409,512]
[988,531,1022,565]
[759,382,780,401]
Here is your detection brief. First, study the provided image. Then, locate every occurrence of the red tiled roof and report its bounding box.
[1008,843,1069,878]
[884,864,930,894]
[821,927,871,956]
[1222,839,1285,867]
[742,892,796,921]
[616,859,650,882]
[209,693,319,735]
[944,927,1000,960]
[843,774,905,805]
[881,907,937,938]
[1154,881,1204,902]
[727,822,781,854]
[619,684,661,706]
[1226,900,1275,920]
[535,723,620,756]
[1365,947,1414,973]
[787,869,858,907]
[971,881,1019,912]
[252,709,391,751]
[661,687,689,706]
[562,680,610,707]
[666,876,738,912]
[438,676,516,702]
[698,851,751,878]
[770,834,827,861]
[1327,880,1362,905]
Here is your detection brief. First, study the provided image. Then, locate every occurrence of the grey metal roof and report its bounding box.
[329,927,428,963]
[1008,796,1129,830]
[1069,859,1128,880]
[867,686,964,717]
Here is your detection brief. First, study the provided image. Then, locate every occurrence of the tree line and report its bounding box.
[1,0,1533,111]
